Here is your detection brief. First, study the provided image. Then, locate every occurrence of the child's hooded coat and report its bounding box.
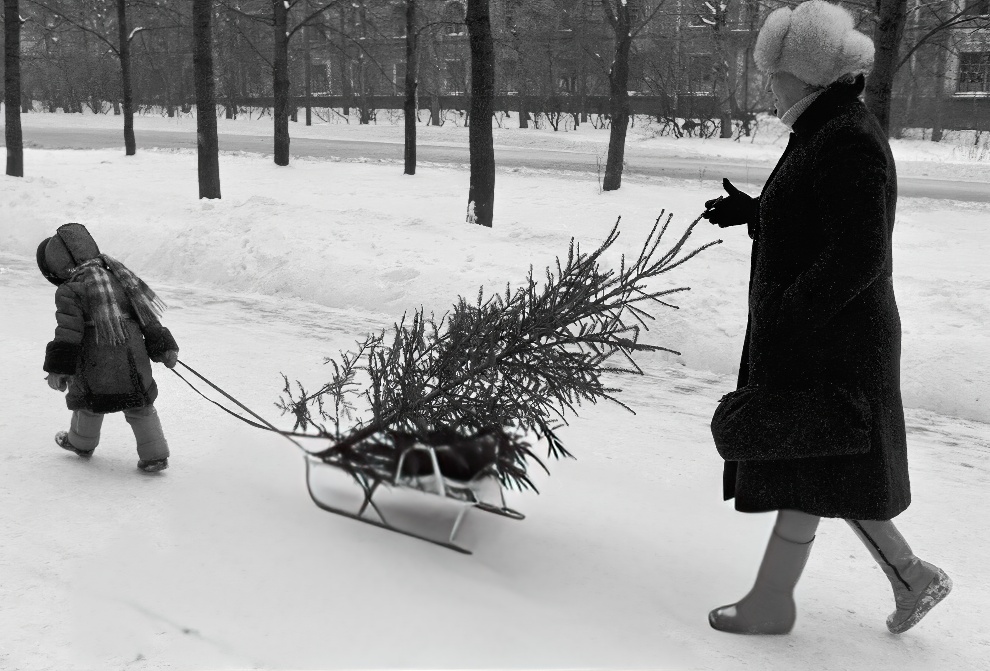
[39,223,178,414]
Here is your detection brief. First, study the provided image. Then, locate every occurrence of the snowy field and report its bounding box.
[1,119,989,670]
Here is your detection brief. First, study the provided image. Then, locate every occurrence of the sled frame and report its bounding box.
[304,444,524,554]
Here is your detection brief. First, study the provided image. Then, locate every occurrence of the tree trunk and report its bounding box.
[403,0,417,175]
[430,93,441,125]
[602,3,632,192]
[865,0,907,136]
[272,0,291,165]
[304,4,312,126]
[358,55,369,124]
[465,0,495,227]
[930,29,949,142]
[711,12,738,139]
[193,0,221,199]
[518,93,528,128]
[5,0,23,177]
[339,7,350,115]
[117,0,136,155]
[580,64,588,124]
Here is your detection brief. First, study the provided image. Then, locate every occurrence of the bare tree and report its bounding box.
[303,0,312,125]
[116,0,135,154]
[600,0,665,191]
[699,0,739,138]
[5,0,24,177]
[865,0,908,135]
[601,1,631,191]
[193,0,220,198]
[404,0,417,175]
[23,0,157,153]
[272,0,290,165]
[465,0,495,227]
[263,0,369,164]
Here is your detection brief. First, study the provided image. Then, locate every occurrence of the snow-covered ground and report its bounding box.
[1,124,989,670]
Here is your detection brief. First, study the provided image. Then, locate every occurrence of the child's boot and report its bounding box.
[846,519,952,633]
[55,431,94,457]
[137,457,168,473]
[708,530,815,634]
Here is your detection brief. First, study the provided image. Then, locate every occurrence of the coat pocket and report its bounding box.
[711,383,872,461]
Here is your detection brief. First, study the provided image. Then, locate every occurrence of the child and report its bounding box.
[38,223,179,473]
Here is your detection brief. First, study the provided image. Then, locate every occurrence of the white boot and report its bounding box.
[847,519,952,633]
[708,530,815,635]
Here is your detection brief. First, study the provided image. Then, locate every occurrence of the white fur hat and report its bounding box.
[754,1,874,87]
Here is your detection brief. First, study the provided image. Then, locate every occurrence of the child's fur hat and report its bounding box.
[754,0,874,87]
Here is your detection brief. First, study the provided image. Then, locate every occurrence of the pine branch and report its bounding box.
[278,214,720,489]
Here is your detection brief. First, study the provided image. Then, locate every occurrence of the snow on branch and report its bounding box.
[277,214,721,492]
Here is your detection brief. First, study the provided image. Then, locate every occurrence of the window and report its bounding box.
[443,58,467,94]
[686,53,716,93]
[558,75,578,93]
[393,5,407,36]
[442,1,466,34]
[957,52,990,94]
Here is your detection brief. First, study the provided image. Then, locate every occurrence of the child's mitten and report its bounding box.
[46,373,71,392]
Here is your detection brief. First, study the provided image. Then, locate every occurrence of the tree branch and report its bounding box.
[897,11,988,71]
[632,0,669,38]
[288,0,344,39]
[24,0,120,57]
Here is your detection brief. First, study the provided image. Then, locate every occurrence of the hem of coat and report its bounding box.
[66,382,159,415]
[731,497,910,521]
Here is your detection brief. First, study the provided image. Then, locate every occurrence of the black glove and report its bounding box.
[702,178,758,229]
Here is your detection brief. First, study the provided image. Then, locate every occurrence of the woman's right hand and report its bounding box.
[703,178,758,228]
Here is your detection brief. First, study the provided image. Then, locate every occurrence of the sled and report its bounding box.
[170,359,525,554]
[304,442,525,554]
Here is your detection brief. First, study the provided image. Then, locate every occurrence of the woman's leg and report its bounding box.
[845,519,952,633]
[775,509,820,543]
[709,510,820,635]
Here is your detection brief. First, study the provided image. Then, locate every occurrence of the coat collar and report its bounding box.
[791,75,867,136]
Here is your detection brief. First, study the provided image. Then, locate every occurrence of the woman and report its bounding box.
[702,0,951,635]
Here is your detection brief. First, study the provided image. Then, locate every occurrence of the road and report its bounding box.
[14,125,990,202]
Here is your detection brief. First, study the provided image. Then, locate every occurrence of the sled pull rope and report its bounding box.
[171,359,316,454]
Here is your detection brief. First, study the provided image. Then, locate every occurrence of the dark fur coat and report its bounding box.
[722,80,911,520]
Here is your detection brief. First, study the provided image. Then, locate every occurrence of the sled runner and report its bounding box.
[304,441,525,554]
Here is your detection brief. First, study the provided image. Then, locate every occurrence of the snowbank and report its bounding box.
[1,147,988,423]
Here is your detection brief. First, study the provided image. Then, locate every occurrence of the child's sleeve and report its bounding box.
[43,283,85,375]
[140,314,179,362]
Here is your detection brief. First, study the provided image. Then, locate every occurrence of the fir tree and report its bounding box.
[278,214,720,492]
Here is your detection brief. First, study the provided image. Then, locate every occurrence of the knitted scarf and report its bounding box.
[69,255,166,346]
